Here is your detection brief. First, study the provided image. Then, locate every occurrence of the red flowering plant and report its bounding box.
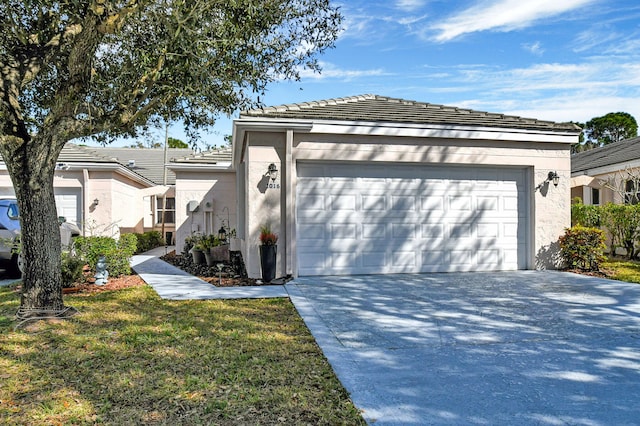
[259,224,278,246]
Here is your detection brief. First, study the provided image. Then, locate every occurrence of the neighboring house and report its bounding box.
[571,136,640,206]
[167,148,235,252]
[225,94,580,279]
[0,143,194,242]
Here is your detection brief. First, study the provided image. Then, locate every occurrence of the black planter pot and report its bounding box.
[259,245,277,283]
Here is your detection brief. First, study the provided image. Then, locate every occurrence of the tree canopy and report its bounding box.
[0,0,342,317]
[573,112,638,153]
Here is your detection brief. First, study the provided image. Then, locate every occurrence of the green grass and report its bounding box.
[0,284,365,425]
[602,258,640,284]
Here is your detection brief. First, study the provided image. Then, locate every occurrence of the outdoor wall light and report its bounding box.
[93,198,99,206]
[548,171,560,187]
[535,171,560,192]
[267,163,278,181]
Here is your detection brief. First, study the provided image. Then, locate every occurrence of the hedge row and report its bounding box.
[571,201,640,258]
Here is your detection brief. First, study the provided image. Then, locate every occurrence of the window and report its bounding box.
[7,203,19,219]
[156,197,175,224]
[591,188,600,205]
[625,180,640,205]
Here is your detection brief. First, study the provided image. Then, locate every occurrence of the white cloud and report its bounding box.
[430,0,596,42]
[298,61,388,81]
[406,59,640,123]
[396,0,427,12]
[522,41,544,56]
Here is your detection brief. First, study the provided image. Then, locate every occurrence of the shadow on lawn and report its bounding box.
[0,285,365,425]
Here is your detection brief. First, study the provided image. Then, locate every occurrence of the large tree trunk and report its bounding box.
[1,137,72,318]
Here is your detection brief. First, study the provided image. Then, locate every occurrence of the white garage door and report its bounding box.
[296,163,529,276]
[55,190,81,225]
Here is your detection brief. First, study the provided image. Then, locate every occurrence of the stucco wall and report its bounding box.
[174,170,237,254]
[241,130,572,278]
[243,136,286,279]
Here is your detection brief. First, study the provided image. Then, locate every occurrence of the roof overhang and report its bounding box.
[140,185,171,197]
[232,116,580,164]
[233,119,314,165]
[572,159,640,178]
[166,163,234,172]
[54,162,156,187]
[570,175,596,187]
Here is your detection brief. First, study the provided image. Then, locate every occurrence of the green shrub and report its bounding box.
[600,203,640,258]
[559,226,606,271]
[73,234,137,277]
[60,252,85,288]
[132,231,165,254]
[571,199,601,228]
[183,234,198,258]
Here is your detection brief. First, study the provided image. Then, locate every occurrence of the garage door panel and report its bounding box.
[421,224,444,238]
[297,163,529,275]
[331,224,357,239]
[362,223,387,239]
[363,251,387,267]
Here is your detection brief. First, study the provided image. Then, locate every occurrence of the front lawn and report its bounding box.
[602,258,640,284]
[0,284,364,425]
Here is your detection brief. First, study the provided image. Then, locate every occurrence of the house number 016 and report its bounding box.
[268,183,281,189]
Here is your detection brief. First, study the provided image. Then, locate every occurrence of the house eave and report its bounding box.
[572,159,640,178]
[232,117,579,152]
[166,163,234,172]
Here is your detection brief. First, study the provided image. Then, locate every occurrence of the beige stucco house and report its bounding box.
[0,144,195,242]
[571,136,640,206]
[224,95,580,279]
[167,149,235,253]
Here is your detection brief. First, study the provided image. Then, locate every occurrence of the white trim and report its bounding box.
[234,117,578,144]
[167,163,234,172]
[573,159,640,177]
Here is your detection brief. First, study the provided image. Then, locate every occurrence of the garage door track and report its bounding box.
[287,271,640,425]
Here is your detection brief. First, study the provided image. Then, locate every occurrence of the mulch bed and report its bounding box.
[63,250,265,294]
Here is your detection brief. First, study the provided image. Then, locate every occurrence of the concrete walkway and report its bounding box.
[130,246,288,300]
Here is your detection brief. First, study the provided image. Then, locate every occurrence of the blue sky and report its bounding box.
[98,0,640,149]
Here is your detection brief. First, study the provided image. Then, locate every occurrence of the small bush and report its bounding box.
[60,252,85,288]
[559,226,606,271]
[73,234,137,277]
[132,231,165,254]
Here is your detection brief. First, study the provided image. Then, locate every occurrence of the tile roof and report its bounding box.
[571,136,640,174]
[54,144,193,185]
[170,147,232,165]
[79,146,194,185]
[4,143,231,184]
[242,94,582,133]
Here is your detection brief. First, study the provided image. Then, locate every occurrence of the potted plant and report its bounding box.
[259,224,278,283]
[188,234,206,265]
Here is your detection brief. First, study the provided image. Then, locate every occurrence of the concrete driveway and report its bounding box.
[287,271,640,425]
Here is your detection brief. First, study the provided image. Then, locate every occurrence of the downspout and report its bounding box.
[285,129,294,276]
[161,123,169,241]
[82,168,89,237]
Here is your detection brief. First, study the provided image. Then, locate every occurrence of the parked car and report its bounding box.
[0,198,81,277]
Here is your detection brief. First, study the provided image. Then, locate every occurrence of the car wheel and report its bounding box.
[8,253,22,278]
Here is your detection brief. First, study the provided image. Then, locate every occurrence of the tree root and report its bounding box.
[14,305,79,329]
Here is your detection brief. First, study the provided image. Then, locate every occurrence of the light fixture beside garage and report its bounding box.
[535,171,560,191]
[267,163,278,181]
